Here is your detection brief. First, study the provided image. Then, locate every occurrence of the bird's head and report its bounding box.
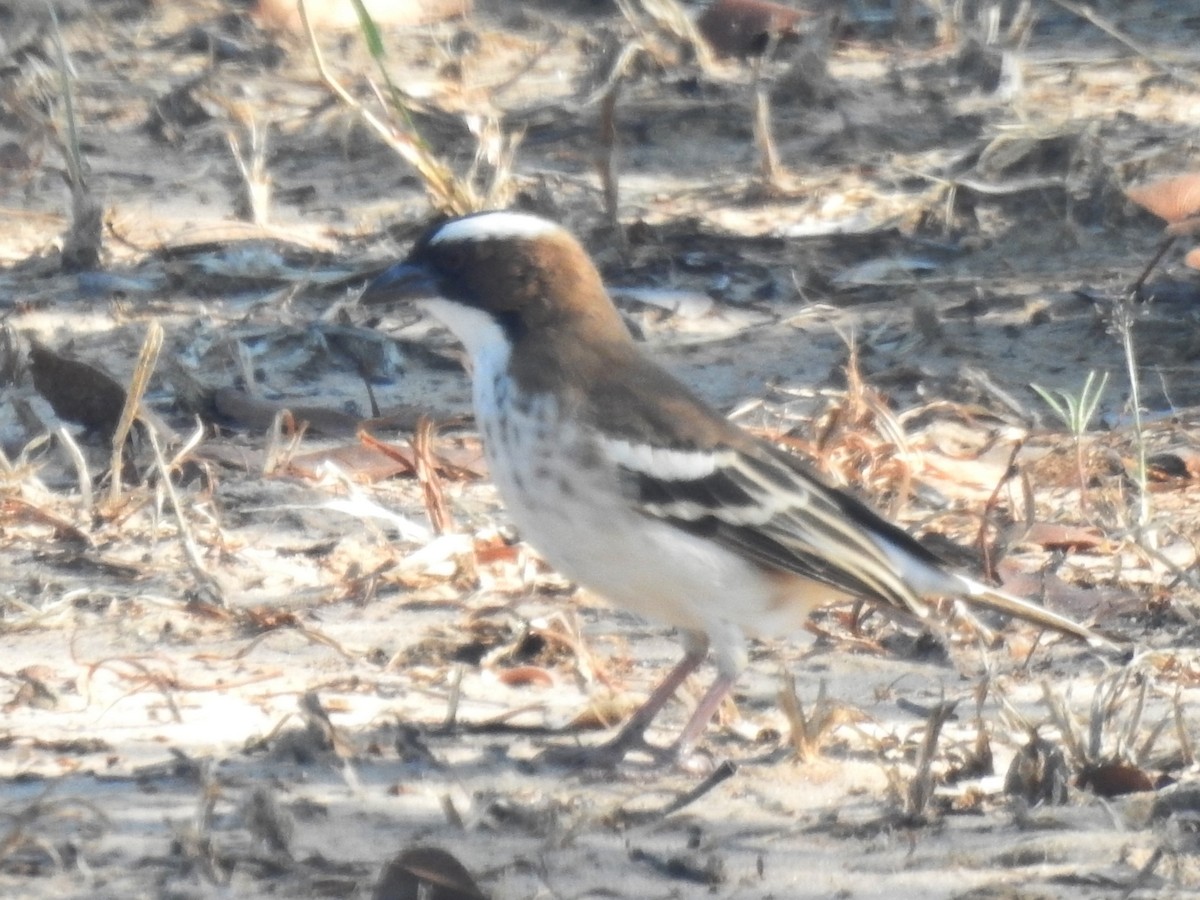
[361,211,629,357]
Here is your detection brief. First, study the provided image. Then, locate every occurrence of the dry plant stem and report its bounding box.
[975,439,1022,581]
[906,699,957,817]
[412,416,452,534]
[443,663,464,730]
[597,82,621,231]
[168,422,206,475]
[778,669,812,760]
[1092,669,1136,760]
[145,425,223,604]
[108,320,163,506]
[751,52,782,186]
[1128,542,1200,622]
[579,39,646,107]
[228,123,271,226]
[55,425,92,508]
[1122,847,1165,900]
[0,796,109,868]
[46,4,102,270]
[618,0,715,72]
[779,673,842,762]
[297,0,474,214]
[1115,297,1150,537]
[1040,680,1087,765]
[1173,689,1195,766]
[234,621,355,662]
[1130,235,1176,298]
[1045,0,1200,89]
[263,411,306,475]
[621,760,738,826]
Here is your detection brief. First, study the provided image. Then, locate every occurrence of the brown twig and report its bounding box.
[975,438,1023,582]
[412,416,453,535]
[107,320,163,506]
[616,760,738,826]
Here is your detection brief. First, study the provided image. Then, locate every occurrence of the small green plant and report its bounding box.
[1031,370,1109,512]
[1111,298,1151,536]
[300,0,516,216]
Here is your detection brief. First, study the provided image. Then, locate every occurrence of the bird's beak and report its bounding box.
[360,262,441,306]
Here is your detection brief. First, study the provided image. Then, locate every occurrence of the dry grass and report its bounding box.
[3,1,1200,896]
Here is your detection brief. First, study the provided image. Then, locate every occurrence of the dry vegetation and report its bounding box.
[3,0,1200,897]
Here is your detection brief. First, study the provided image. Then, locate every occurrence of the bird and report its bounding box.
[361,210,1115,770]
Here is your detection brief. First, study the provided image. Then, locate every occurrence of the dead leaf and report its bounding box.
[213,387,360,436]
[1148,448,1200,483]
[29,341,127,437]
[697,0,807,59]
[287,442,415,482]
[495,666,555,688]
[472,534,520,567]
[1,497,93,546]
[372,846,488,900]
[1021,522,1108,553]
[994,558,1141,626]
[1127,173,1200,227]
[1078,761,1156,798]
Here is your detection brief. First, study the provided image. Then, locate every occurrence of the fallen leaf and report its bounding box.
[29,341,127,437]
[1127,172,1200,226]
[1021,522,1108,553]
[697,0,807,59]
[287,442,415,482]
[372,846,488,900]
[213,387,361,436]
[1148,447,1200,483]
[495,666,555,689]
[1078,761,1156,798]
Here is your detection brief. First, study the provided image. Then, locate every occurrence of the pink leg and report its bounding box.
[539,637,709,769]
[662,671,737,765]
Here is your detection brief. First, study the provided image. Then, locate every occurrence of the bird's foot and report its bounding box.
[534,739,635,770]
[535,734,715,775]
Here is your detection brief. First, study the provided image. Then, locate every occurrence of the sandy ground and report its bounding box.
[4,0,1200,897]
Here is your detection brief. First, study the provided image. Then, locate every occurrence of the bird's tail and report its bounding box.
[952,573,1120,652]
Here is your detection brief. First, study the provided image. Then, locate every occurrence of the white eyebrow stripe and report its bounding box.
[430,212,563,244]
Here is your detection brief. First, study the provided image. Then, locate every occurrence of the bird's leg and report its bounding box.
[538,637,709,769]
[658,671,737,770]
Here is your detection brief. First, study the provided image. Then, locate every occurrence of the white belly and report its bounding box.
[415,297,834,677]
[474,371,827,661]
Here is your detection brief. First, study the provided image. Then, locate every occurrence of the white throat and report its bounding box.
[418,297,514,421]
[419,297,511,370]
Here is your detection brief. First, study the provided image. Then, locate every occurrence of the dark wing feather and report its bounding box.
[577,348,937,616]
[578,346,1114,648]
[611,437,935,618]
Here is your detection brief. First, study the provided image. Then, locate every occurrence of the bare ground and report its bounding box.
[3,1,1200,897]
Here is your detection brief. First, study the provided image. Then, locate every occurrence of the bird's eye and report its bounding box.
[442,248,464,269]
[492,309,526,342]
